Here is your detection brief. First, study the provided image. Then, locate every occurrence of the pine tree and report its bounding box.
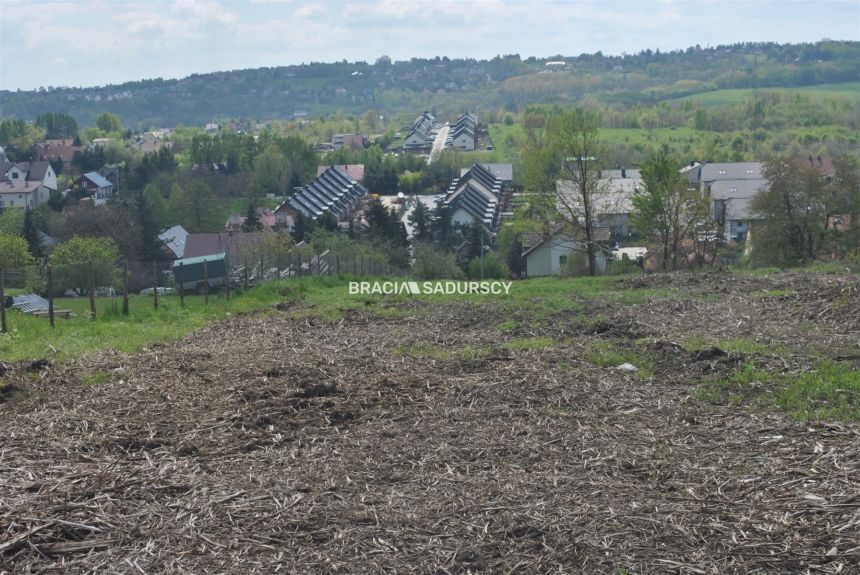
[505,234,524,278]
[22,209,43,259]
[292,210,313,242]
[409,200,431,242]
[243,203,263,232]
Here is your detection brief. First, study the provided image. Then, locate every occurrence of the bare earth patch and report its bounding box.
[1,271,858,573]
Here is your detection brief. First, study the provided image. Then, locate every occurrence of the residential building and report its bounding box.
[555,168,642,243]
[403,112,437,151]
[34,138,82,163]
[225,207,276,231]
[316,164,365,182]
[446,112,478,151]
[331,133,366,151]
[158,225,189,260]
[443,163,506,232]
[0,160,57,209]
[688,162,766,243]
[279,165,368,222]
[522,226,611,276]
[70,171,115,205]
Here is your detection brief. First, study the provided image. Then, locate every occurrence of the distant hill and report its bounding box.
[1,41,858,128]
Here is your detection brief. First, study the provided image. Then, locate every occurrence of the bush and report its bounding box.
[412,243,464,280]
[466,254,508,279]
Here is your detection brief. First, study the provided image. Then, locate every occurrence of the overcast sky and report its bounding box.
[1,0,858,91]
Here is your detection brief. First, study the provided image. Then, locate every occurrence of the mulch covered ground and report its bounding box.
[1,271,858,574]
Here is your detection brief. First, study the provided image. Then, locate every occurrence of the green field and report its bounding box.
[673,82,860,107]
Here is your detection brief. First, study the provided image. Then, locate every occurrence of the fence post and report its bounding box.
[298,253,303,278]
[153,261,159,310]
[244,261,249,289]
[89,264,96,319]
[336,255,340,276]
[203,259,209,305]
[225,261,231,300]
[47,265,55,328]
[122,260,129,316]
[328,254,332,276]
[179,261,185,307]
[0,268,6,334]
[259,255,264,284]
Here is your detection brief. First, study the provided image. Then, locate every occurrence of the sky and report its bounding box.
[1,0,858,91]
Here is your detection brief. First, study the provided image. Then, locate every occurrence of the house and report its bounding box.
[225,207,276,231]
[688,162,766,243]
[545,61,567,71]
[522,225,611,276]
[98,165,123,190]
[555,168,642,243]
[70,171,115,205]
[205,123,220,134]
[280,165,368,222]
[443,163,506,232]
[446,112,478,151]
[34,138,81,163]
[0,160,57,209]
[459,163,513,190]
[331,133,366,151]
[403,112,437,151]
[132,132,173,154]
[316,164,365,183]
[158,225,189,260]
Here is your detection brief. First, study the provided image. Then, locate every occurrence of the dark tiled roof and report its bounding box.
[288,165,368,220]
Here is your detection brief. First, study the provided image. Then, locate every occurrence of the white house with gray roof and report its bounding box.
[0,160,56,210]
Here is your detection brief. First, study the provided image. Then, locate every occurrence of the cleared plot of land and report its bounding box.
[0,271,858,573]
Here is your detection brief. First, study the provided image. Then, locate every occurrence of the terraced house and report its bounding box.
[403,112,437,152]
[278,165,368,223]
[0,160,57,210]
[443,163,508,233]
[446,112,478,151]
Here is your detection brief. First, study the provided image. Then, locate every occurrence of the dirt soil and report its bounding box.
[1,271,858,574]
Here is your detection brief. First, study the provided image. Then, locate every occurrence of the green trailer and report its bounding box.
[172,252,228,293]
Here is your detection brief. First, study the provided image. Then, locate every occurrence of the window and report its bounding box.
[10,172,18,179]
[718,169,726,175]
[730,187,737,193]
[745,168,755,174]
[559,255,568,266]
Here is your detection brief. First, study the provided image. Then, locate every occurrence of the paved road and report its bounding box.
[428,125,450,164]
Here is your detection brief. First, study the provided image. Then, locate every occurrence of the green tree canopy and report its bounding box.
[49,236,119,294]
[0,234,33,270]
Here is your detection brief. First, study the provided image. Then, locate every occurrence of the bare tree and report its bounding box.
[549,109,607,276]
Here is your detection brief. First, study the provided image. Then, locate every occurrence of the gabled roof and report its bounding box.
[159,224,189,259]
[695,162,763,182]
[288,165,368,220]
[80,171,113,188]
[460,163,513,183]
[316,164,365,182]
[444,163,503,230]
[709,179,767,200]
[0,160,52,183]
[521,225,611,258]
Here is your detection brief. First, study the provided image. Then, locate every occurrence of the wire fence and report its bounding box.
[0,249,406,333]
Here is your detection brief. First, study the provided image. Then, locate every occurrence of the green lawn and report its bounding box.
[1,275,654,362]
[672,82,860,107]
